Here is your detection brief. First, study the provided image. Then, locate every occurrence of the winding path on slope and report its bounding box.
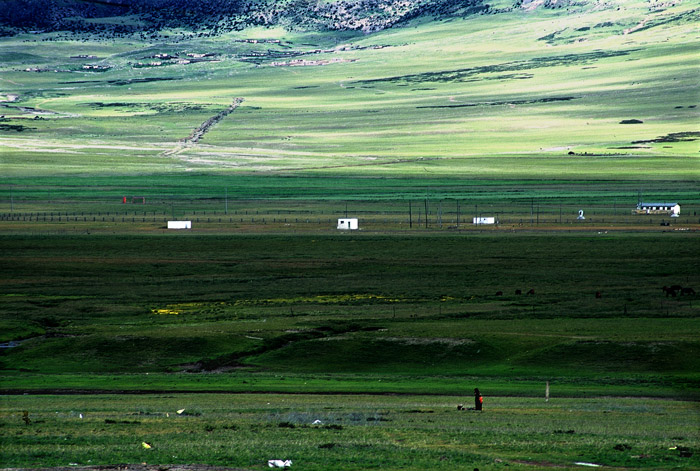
[162,98,244,156]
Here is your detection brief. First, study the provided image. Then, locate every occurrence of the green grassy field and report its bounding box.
[2,0,698,233]
[2,393,698,470]
[2,173,699,234]
[2,232,695,470]
[2,233,698,391]
[1,0,699,468]
[1,0,698,179]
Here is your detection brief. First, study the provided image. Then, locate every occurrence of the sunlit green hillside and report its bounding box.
[1,0,698,178]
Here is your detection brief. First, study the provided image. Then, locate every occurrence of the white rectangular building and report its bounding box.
[473,217,496,225]
[167,220,192,229]
[337,218,359,230]
[634,202,680,216]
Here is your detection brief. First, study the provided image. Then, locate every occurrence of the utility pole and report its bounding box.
[456,200,460,228]
[424,198,429,228]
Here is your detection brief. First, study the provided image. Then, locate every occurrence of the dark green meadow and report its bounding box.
[1,233,699,470]
[1,233,698,391]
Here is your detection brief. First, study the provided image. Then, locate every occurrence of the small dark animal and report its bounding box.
[515,289,522,295]
[613,443,632,451]
[595,291,602,298]
[681,287,696,296]
[678,446,693,458]
[495,291,503,296]
[526,288,535,295]
[663,286,678,297]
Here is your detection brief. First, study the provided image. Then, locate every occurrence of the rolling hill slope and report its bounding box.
[1,0,697,179]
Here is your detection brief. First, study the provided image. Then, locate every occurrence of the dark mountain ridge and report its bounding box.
[1,0,516,36]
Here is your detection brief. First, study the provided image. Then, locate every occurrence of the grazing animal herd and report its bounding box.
[662,285,696,297]
[495,286,695,298]
[498,289,535,296]
[493,288,541,296]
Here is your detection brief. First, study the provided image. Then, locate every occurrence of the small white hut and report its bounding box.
[473,217,496,225]
[337,218,359,230]
[167,220,192,229]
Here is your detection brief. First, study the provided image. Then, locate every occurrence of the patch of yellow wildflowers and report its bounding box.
[151,301,229,315]
[152,308,179,315]
[233,294,407,306]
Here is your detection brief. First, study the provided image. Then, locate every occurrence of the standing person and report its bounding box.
[474,388,483,411]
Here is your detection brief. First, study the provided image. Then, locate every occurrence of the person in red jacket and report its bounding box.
[474,388,483,411]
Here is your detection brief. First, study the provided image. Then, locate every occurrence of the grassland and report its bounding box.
[2,0,698,234]
[1,233,698,390]
[2,393,699,470]
[1,1,698,180]
[1,0,699,468]
[1,234,699,471]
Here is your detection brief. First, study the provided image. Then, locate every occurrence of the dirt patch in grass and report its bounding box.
[632,131,700,144]
[59,77,178,86]
[355,50,636,85]
[510,460,568,468]
[416,96,577,109]
[0,123,36,132]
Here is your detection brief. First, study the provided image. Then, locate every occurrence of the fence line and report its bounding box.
[1,197,698,227]
[1,212,697,228]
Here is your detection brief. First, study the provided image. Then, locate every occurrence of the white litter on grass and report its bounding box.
[79,413,83,419]
[575,462,601,467]
[177,409,185,414]
[268,459,292,468]
[312,419,323,425]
